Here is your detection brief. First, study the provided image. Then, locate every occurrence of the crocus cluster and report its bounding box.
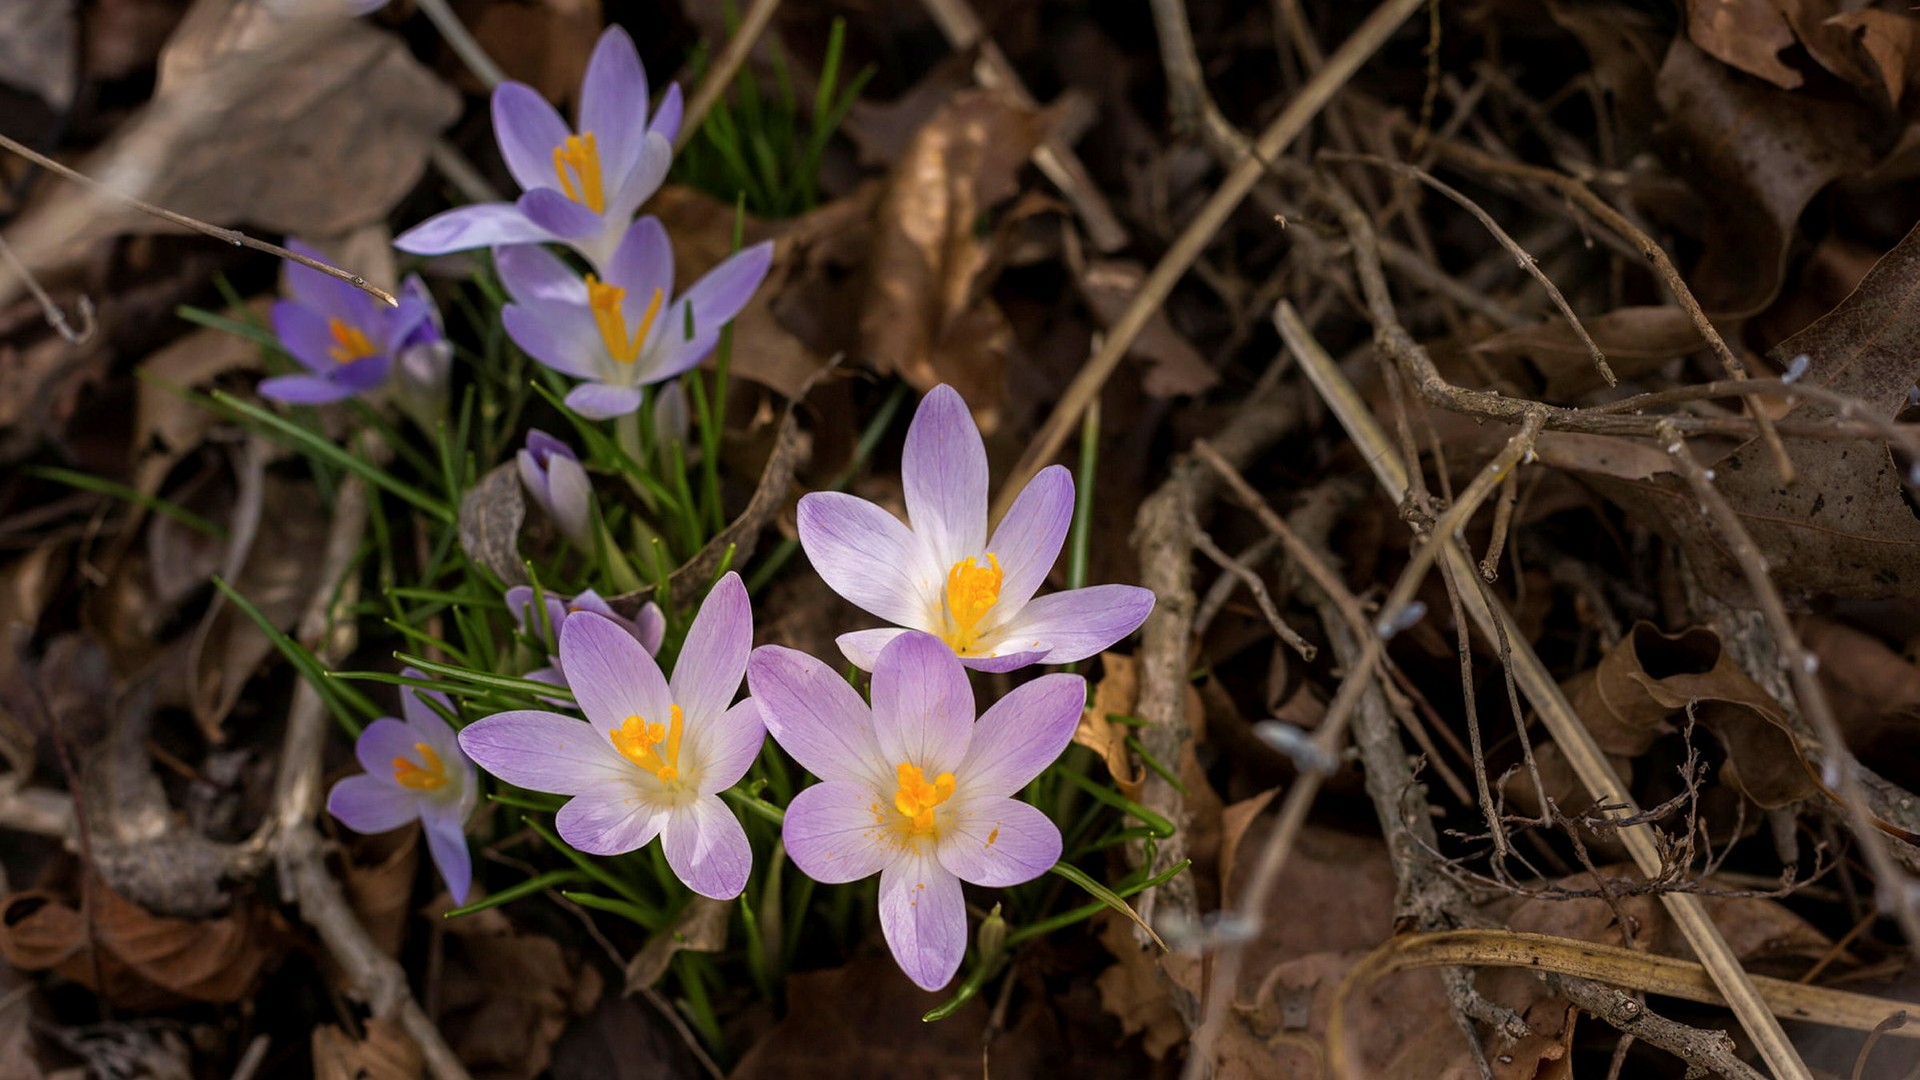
[450,385,1155,989]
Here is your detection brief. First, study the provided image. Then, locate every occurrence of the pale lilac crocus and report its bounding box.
[749,631,1082,990]
[798,384,1155,672]
[460,573,762,899]
[261,240,442,406]
[517,430,594,548]
[495,218,773,419]
[327,671,477,903]
[394,26,679,271]
[505,585,663,689]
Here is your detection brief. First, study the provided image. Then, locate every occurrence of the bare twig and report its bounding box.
[0,130,397,308]
[1189,525,1317,661]
[0,232,93,343]
[921,0,1129,251]
[1656,421,1920,955]
[999,0,1429,521]
[677,0,784,154]
[1281,300,1815,1080]
[414,0,506,88]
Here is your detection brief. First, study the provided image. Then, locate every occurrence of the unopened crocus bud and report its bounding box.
[517,430,594,548]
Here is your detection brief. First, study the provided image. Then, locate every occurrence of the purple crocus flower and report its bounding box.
[394,26,680,271]
[495,218,773,419]
[260,241,442,406]
[748,631,1081,991]
[460,573,763,900]
[798,384,1156,672]
[517,430,594,548]
[505,584,664,689]
[326,671,477,903]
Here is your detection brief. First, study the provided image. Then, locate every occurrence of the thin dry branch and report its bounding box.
[998,0,1430,522]
[1279,299,1816,1080]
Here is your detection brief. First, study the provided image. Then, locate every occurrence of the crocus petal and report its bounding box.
[271,300,339,373]
[782,780,896,884]
[834,627,912,671]
[385,275,438,351]
[457,710,630,794]
[955,650,1050,674]
[560,611,673,737]
[649,82,684,143]
[796,492,942,631]
[565,382,645,419]
[329,355,393,394]
[683,242,773,340]
[662,795,752,899]
[421,805,473,904]
[555,786,668,856]
[496,244,587,306]
[936,796,1060,887]
[986,464,1073,611]
[326,774,417,834]
[957,673,1085,797]
[878,856,966,991]
[747,645,889,789]
[642,299,714,384]
[671,573,751,724]
[355,717,423,777]
[502,300,603,379]
[518,188,604,239]
[394,203,555,255]
[578,25,648,184]
[691,699,765,795]
[992,585,1156,665]
[870,632,973,776]
[492,81,571,194]
[605,131,674,226]
[259,373,358,406]
[399,672,457,733]
[632,603,666,656]
[902,385,989,569]
[543,452,595,546]
[608,217,675,318]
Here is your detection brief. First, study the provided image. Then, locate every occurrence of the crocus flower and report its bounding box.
[505,584,664,688]
[748,631,1082,990]
[517,430,594,548]
[460,573,763,899]
[394,26,680,271]
[495,219,773,419]
[327,671,477,903]
[261,241,442,406]
[798,384,1155,672]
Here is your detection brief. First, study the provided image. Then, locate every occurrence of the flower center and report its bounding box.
[392,742,449,791]
[892,762,956,837]
[584,276,665,366]
[551,132,606,214]
[610,704,686,783]
[941,554,1003,655]
[327,318,378,364]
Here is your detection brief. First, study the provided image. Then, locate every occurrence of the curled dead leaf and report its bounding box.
[1074,652,1146,799]
[458,461,529,589]
[623,895,731,994]
[313,1018,421,1080]
[433,903,603,1080]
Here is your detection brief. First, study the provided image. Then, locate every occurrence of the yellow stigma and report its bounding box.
[551,132,606,213]
[610,704,686,783]
[940,554,1003,655]
[892,762,956,837]
[392,742,449,791]
[584,276,664,365]
[326,318,378,364]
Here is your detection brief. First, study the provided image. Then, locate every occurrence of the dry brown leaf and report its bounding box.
[434,904,603,1080]
[464,0,601,101]
[1074,652,1146,799]
[1092,910,1186,1059]
[623,896,731,994]
[0,0,78,109]
[340,823,421,958]
[1653,36,1882,317]
[1826,8,1920,105]
[458,462,530,589]
[3,0,458,305]
[313,1018,422,1080]
[860,88,1054,427]
[1686,0,1803,88]
[1076,259,1219,398]
[1470,306,1702,401]
[0,884,279,1009]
